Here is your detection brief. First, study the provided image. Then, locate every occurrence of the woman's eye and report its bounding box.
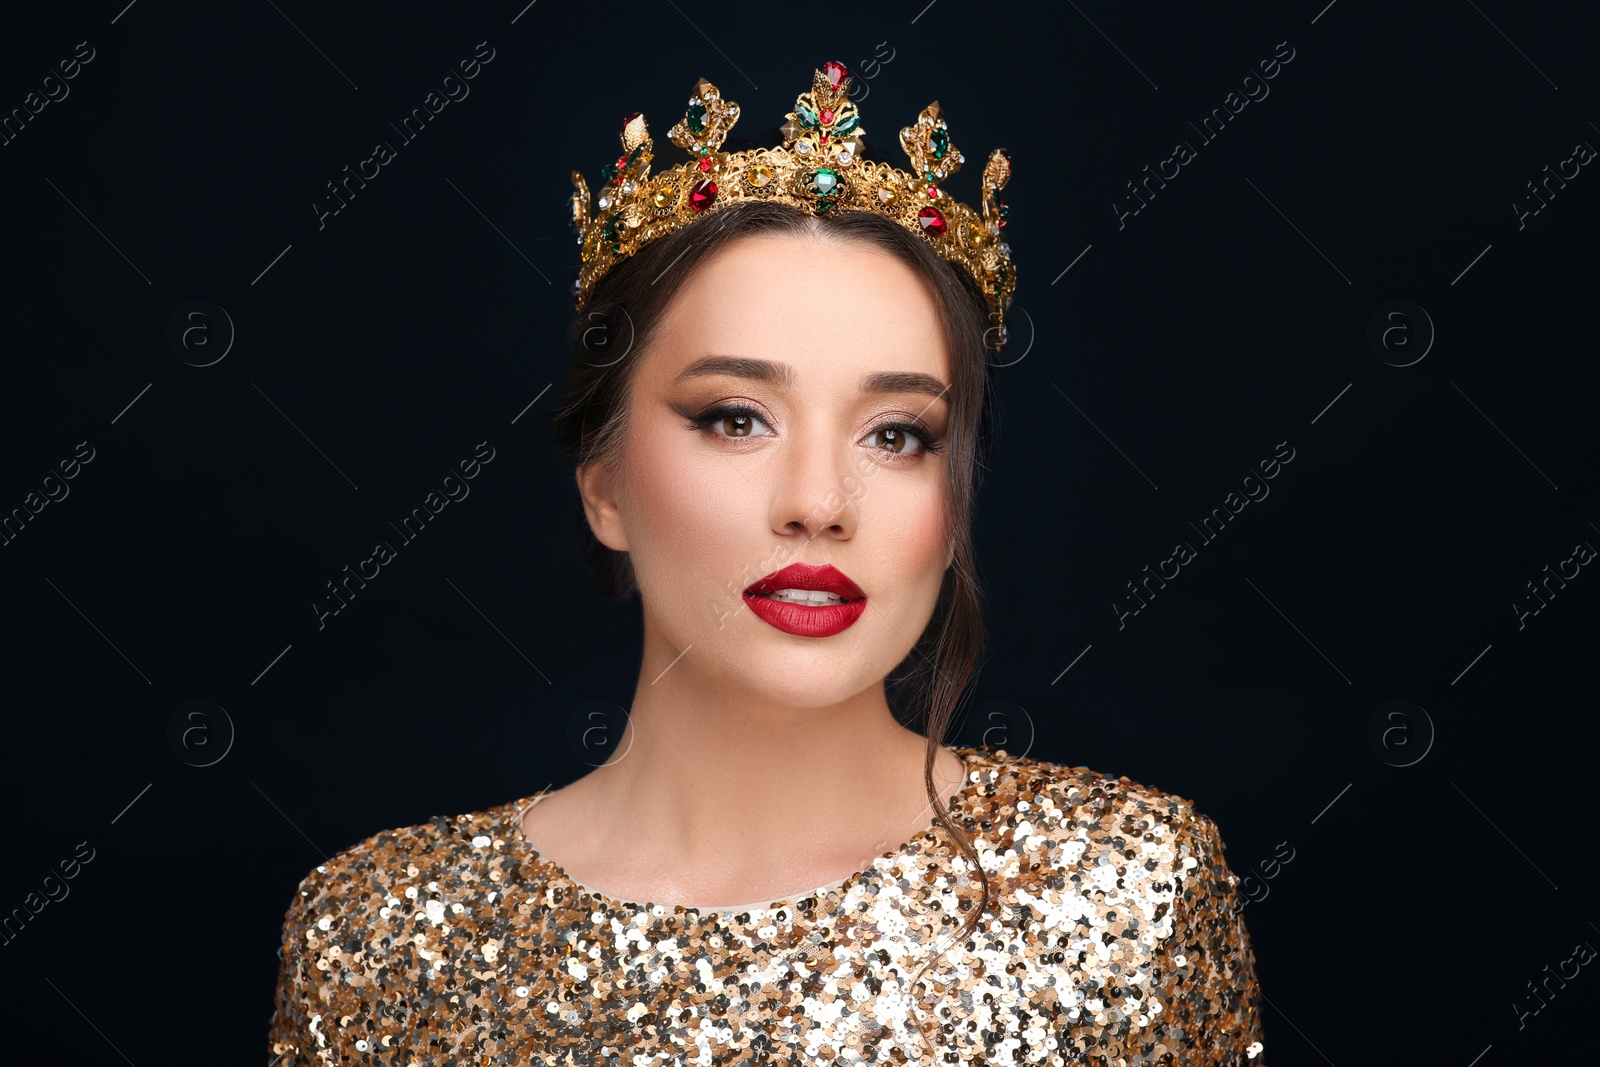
[693,406,937,459]
[867,424,925,455]
[704,409,769,438]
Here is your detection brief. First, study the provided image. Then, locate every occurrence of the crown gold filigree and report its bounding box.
[568,59,1016,349]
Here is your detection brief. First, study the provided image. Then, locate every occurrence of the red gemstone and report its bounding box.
[698,157,712,172]
[821,108,834,124]
[823,61,849,89]
[926,183,938,198]
[917,206,946,235]
[820,134,829,143]
[690,179,718,211]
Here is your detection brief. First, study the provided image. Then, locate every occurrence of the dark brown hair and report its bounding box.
[551,196,1001,1055]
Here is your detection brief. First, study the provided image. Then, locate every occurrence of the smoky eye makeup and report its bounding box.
[681,399,945,458]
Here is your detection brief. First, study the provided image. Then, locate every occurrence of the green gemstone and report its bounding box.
[602,212,624,239]
[601,162,618,181]
[688,102,707,134]
[807,167,839,197]
[796,103,819,129]
[833,114,859,136]
[930,127,948,159]
[625,145,643,168]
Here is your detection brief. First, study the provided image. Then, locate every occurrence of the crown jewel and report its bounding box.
[568,60,1016,349]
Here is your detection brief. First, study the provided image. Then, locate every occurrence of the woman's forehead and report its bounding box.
[646,235,949,384]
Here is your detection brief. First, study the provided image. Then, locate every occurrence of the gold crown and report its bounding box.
[568,60,1016,348]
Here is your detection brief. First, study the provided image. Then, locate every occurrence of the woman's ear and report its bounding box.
[576,461,629,552]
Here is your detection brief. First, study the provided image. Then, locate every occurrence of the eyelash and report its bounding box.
[685,402,945,461]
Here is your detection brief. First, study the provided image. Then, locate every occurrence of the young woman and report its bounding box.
[268,60,1267,1065]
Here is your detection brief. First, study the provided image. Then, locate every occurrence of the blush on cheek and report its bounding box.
[883,470,948,549]
[865,475,949,626]
[620,418,761,615]
[630,419,748,527]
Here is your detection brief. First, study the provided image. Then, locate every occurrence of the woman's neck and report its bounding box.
[531,666,964,908]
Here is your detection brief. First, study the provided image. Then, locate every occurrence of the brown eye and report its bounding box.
[718,412,759,438]
[866,423,926,456]
[688,404,772,440]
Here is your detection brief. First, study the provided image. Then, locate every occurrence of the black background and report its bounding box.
[1,1,1596,1062]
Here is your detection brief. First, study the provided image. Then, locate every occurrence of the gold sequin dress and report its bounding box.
[267,743,1267,1064]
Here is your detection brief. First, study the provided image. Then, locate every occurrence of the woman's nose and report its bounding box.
[770,439,859,541]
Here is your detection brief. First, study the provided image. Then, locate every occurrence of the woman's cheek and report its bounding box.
[628,433,754,594]
[880,472,947,557]
[883,478,950,622]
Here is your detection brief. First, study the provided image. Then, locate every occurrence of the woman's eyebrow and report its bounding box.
[673,355,950,401]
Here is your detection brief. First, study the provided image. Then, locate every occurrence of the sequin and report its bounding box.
[267,743,1267,1064]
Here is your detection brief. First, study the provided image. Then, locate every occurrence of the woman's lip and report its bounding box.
[744,562,866,600]
[742,591,867,637]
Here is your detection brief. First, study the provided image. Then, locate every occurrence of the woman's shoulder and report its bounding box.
[277,795,533,927]
[267,796,536,1065]
[968,741,1205,816]
[957,746,1265,1059]
[960,741,1233,863]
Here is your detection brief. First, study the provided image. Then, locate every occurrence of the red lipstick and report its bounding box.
[743,562,867,638]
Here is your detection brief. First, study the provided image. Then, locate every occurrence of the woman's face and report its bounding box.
[579,231,956,712]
